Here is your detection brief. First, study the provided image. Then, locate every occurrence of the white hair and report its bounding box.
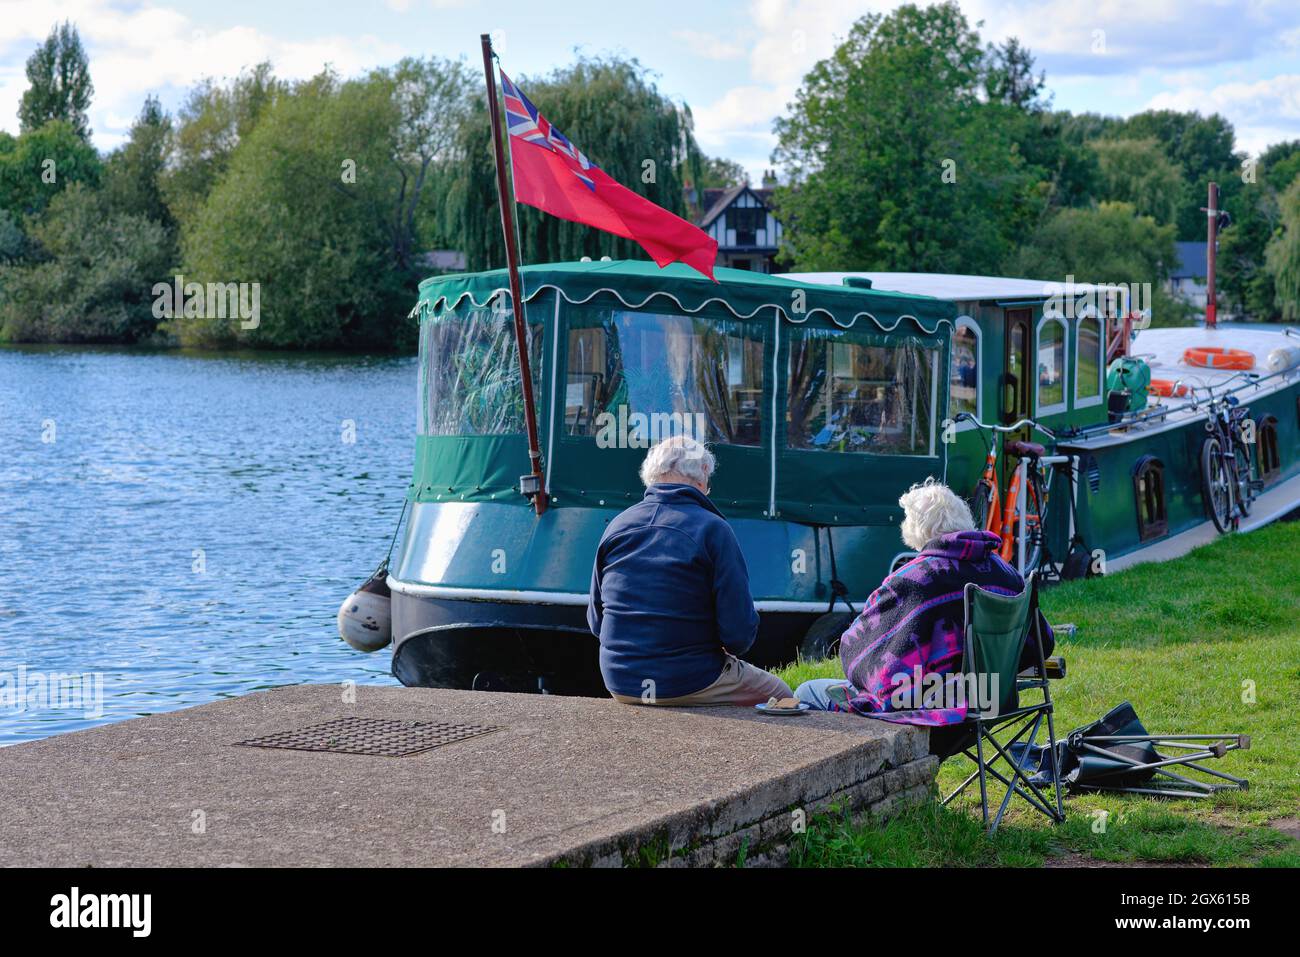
[898,478,974,550]
[639,435,716,488]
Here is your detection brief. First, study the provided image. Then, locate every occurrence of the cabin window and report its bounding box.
[1075,315,1104,407]
[949,318,980,420]
[1257,415,1281,483]
[786,327,938,456]
[563,308,764,447]
[418,304,543,436]
[1133,456,1168,541]
[1035,316,1068,415]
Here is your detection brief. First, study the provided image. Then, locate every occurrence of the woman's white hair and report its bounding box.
[639,435,716,488]
[898,478,975,550]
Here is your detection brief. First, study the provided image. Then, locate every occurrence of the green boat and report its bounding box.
[377,260,1300,693]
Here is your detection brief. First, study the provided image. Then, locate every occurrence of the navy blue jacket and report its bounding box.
[587,483,760,699]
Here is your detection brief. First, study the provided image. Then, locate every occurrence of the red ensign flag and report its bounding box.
[499,70,718,280]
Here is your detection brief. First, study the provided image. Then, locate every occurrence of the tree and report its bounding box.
[441,56,705,270]
[0,184,172,343]
[1010,201,1191,327]
[178,70,413,348]
[371,56,474,272]
[1260,141,1300,194]
[1090,137,1184,225]
[698,156,750,189]
[162,63,284,229]
[1110,110,1240,238]
[771,2,1043,273]
[18,21,94,138]
[103,96,175,231]
[0,119,102,219]
[983,37,1046,110]
[1265,177,1300,322]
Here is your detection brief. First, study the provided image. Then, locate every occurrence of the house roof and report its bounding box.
[697,184,774,228]
[1172,241,1208,280]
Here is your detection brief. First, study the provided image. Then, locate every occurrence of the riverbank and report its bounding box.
[776,519,1300,867]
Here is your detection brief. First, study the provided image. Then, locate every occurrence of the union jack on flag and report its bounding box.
[492,63,718,279]
[500,70,596,190]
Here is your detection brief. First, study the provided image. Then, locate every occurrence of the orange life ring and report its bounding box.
[1183,346,1255,370]
[1149,378,1188,397]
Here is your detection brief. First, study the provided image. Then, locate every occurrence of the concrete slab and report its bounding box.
[0,685,935,867]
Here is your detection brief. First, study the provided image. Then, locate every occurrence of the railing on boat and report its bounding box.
[1065,363,1300,441]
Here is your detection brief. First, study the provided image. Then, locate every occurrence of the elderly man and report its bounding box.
[587,435,794,706]
[795,478,1054,724]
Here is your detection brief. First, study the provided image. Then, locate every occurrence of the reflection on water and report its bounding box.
[0,345,414,744]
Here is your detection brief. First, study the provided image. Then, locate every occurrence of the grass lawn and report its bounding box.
[774,519,1300,868]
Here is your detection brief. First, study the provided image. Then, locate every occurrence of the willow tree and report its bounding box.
[1266,177,1300,321]
[440,56,705,271]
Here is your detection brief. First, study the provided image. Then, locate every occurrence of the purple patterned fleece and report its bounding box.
[832,530,1054,726]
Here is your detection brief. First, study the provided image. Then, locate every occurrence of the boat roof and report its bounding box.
[1137,325,1294,390]
[416,260,958,335]
[1064,326,1300,448]
[779,271,1117,303]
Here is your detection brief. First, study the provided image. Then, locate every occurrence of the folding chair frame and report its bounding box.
[1065,732,1250,798]
[940,574,1065,834]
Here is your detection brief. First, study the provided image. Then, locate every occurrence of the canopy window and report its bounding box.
[563,306,765,448]
[418,303,543,437]
[787,327,938,457]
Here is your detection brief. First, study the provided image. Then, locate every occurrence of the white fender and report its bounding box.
[1266,346,1300,374]
[338,572,392,652]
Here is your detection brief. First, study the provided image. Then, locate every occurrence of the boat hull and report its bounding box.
[390,588,820,694]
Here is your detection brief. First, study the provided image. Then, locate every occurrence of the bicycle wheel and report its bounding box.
[1016,471,1046,574]
[1200,436,1235,533]
[1231,435,1254,518]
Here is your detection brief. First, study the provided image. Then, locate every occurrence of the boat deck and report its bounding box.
[0,685,935,867]
[1064,326,1300,450]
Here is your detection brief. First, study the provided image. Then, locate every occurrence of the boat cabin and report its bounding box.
[392,261,957,685]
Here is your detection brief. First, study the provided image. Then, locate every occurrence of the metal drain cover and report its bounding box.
[235,716,500,757]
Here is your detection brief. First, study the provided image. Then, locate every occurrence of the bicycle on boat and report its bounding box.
[957,413,1079,577]
[1188,381,1262,533]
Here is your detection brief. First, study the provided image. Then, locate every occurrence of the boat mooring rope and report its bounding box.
[372,496,410,582]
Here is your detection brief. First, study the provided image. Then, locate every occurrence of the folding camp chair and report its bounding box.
[1011,701,1251,798]
[939,573,1065,834]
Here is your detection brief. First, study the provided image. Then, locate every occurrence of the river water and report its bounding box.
[0,346,414,744]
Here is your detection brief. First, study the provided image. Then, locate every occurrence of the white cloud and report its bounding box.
[686,0,1300,178]
[1147,73,1300,156]
[0,0,403,150]
[672,30,746,62]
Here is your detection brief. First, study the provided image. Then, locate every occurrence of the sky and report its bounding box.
[2,0,1298,182]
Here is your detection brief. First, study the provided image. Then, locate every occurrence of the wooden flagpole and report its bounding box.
[481,33,547,515]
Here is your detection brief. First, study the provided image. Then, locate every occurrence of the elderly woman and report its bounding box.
[794,478,1053,725]
[588,435,794,706]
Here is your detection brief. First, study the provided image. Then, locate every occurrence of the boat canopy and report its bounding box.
[416,260,957,333]
[410,261,958,526]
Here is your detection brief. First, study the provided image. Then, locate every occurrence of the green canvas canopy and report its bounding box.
[410,260,958,526]
[415,260,956,334]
